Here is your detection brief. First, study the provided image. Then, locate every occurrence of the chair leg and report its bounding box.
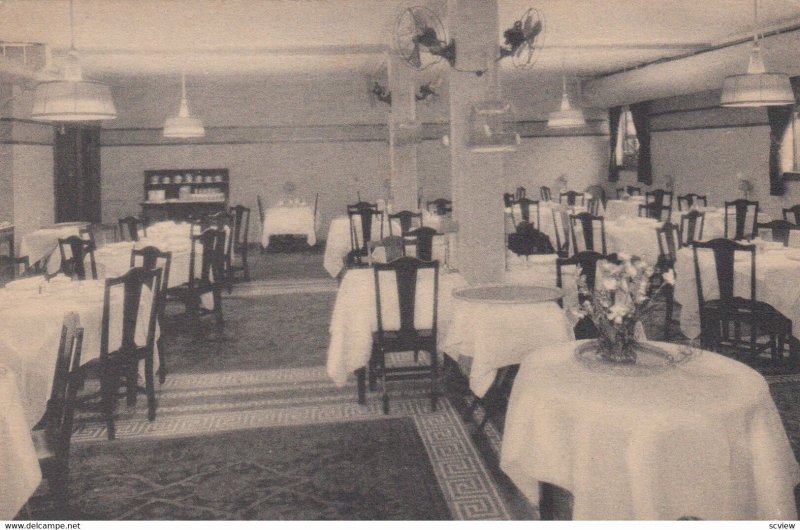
[430,350,438,412]
[50,463,69,511]
[356,367,366,404]
[379,352,389,414]
[100,376,117,441]
[242,248,250,282]
[368,352,377,392]
[144,354,157,421]
[214,288,224,328]
[157,336,167,384]
[126,362,138,407]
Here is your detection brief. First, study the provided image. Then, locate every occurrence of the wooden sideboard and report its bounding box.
[141,168,229,221]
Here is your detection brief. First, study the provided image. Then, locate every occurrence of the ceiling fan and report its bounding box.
[498,7,545,68]
[393,6,455,71]
[368,79,392,106]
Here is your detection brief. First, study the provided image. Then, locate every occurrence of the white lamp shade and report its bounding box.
[31,79,117,121]
[163,97,205,138]
[547,92,586,128]
[720,45,795,107]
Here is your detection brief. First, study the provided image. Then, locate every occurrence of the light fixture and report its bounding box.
[31,0,116,122]
[162,71,205,138]
[720,0,794,107]
[547,74,586,129]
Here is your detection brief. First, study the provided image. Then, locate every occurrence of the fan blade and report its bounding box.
[410,9,427,37]
[409,44,422,68]
[514,41,530,58]
[523,14,532,36]
[527,19,543,39]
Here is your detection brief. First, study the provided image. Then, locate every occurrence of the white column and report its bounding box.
[388,54,419,212]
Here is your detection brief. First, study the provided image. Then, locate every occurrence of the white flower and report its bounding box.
[607,302,630,324]
[618,252,631,262]
[602,278,618,291]
[662,269,675,285]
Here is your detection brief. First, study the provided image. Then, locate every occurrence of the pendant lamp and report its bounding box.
[720,0,794,107]
[31,0,116,122]
[548,74,586,129]
[163,71,205,138]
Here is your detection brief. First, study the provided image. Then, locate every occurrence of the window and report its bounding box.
[781,109,800,173]
[615,107,639,170]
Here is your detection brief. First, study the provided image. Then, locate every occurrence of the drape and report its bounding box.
[629,101,652,186]
[608,106,622,182]
[767,76,800,196]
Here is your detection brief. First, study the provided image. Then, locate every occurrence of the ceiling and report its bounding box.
[1,0,799,80]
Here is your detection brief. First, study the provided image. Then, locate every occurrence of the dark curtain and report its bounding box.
[629,101,652,185]
[766,76,800,196]
[608,106,622,182]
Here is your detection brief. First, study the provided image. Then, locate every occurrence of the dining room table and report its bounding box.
[500,339,800,520]
[604,196,645,220]
[0,362,42,520]
[673,244,800,340]
[18,221,90,273]
[260,202,317,249]
[0,275,157,428]
[322,214,398,278]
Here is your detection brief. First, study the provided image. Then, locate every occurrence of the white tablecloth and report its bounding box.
[323,215,395,278]
[261,206,316,248]
[0,363,41,520]
[670,207,730,241]
[500,340,800,520]
[0,278,156,427]
[604,198,645,220]
[604,217,662,265]
[326,268,467,386]
[674,247,800,340]
[19,224,87,273]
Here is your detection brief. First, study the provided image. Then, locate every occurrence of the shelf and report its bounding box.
[142,200,226,205]
[146,182,229,187]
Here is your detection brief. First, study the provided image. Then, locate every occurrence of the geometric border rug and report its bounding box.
[70,366,513,520]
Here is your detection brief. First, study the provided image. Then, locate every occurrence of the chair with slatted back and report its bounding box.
[586,198,600,216]
[540,186,552,202]
[31,312,83,509]
[404,226,437,262]
[692,238,791,359]
[616,186,642,198]
[569,212,606,254]
[551,208,570,257]
[131,246,171,384]
[757,220,797,246]
[646,189,673,210]
[503,192,515,209]
[359,257,439,414]
[228,205,251,283]
[118,216,147,242]
[585,185,607,209]
[560,191,585,206]
[679,210,705,247]
[256,195,267,254]
[511,197,541,228]
[724,199,759,240]
[782,205,800,226]
[426,198,452,216]
[556,251,615,339]
[677,193,708,211]
[656,222,680,339]
[57,235,97,280]
[347,202,383,267]
[388,210,423,237]
[638,202,672,222]
[515,187,527,199]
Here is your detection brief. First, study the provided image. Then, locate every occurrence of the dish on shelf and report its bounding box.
[150,175,160,184]
[162,176,171,184]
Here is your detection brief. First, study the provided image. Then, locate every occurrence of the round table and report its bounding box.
[500,340,800,520]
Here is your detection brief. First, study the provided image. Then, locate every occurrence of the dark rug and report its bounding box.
[31,418,451,520]
[161,290,335,373]
[246,244,329,282]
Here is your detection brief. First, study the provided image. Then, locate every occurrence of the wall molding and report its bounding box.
[651,122,769,133]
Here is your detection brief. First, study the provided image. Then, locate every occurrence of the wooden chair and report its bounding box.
[782,205,800,226]
[177,228,226,328]
[118,216,147,242]
[405,226,437,262]
[0,225,30,280]
[77,267,162,440]
[228,205,251,283]
[559,191,585,206]
[677,193,708,211]
[692,238,791,359]
[585,185,607,209]
[551,208,570,258]
[358,257,439,414]
[656,222,680,339]
[724,199,759,240]
[645,189,673,210]
[57,235,97,280]
[514,186,527,199]
[502,192,515,209]
[569,212,607,254]
[256,195,267,254]
[131,246,172,384]
[615,185,642,198]
[426,198,452,216]
[388,210,422,237]
[31,312,83,509]
[586,198,600,216]
[638,202,672,222]
[511,197,541,229]
[347,202,383,267]
[540,186,552,202]
[679,210,705,247]
[757,220,797,246]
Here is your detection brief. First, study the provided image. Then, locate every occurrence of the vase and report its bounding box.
[596,337,637,364]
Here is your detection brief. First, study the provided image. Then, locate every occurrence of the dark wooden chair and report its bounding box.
[228,205,251,283]
[692,238,791,360]
[585,185,607,208]
[559,191,585,206]
[679,210,705,247]
[638,202,671,222]
[510,197,541,228]
[503,192,515,209]
[426,198,452,216]
[388,210,423,237]
[405,226,437,262]
[646,189,673,209]
[31,312,83,509]
[358,257,439,413]
[757,220,797,246]
[677,193,708,211]
[724,199,759,240]
[118,216,148,242]
[586,198,600,216]
[131,246,172,384]
[256,195,267,254]
[175,228,226,328]
[57,235,97,280]
[616,186,642,198]
[540,186,552,202]
[551,209,570,258]
[569,212,606,254]
[347,202,383,267]
[656,222,680,339]
[514,186,527,199]
[77,267,162,440]
[782,205,800,226]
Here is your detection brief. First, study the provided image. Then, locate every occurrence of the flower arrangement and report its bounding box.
[573,253,674,363]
